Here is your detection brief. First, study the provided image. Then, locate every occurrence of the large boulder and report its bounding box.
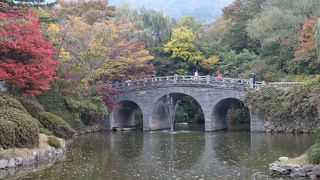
[280,164,300,171]
[269,165,290,176]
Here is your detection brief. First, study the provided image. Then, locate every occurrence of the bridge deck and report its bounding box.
[107,75,302,91]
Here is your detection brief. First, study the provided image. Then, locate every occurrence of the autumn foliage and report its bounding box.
[0,9,59,96]
[96,87,119,111]
[295,18,318,61]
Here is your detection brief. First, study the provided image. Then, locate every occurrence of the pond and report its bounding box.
[18,131,314,179]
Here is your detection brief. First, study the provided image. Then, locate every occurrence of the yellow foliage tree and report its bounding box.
[201,56,219,71]
[164,26,205,74]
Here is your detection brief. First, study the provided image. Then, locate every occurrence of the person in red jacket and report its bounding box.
[217,71,223,82]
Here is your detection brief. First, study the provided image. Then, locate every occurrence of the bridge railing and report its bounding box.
[107,75,252,90]
[107,75,304,91]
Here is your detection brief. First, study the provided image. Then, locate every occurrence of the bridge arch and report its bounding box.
[151,93,205,131]
[211,98,250,131]
[109,75,266,132]
[110,100,144,130]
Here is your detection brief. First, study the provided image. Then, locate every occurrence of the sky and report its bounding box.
[108,0,234,22]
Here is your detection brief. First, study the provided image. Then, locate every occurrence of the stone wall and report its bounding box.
[75,124,104,135]
[0,144,66,179]
[259,114,318,133]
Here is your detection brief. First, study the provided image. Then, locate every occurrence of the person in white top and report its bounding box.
[194,70,199,80]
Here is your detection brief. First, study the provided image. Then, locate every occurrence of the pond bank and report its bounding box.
[0,134,66,179]
[0,125,105,179]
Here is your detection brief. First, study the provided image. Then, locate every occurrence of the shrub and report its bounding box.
[47,136,61,148]
[245,87,286,118]
[38,112,75,139]
[18,97,45,118]
[307,143,320,164]
[244,84,320,123]
[0,120,16,149]
[66,96,107,125]
[37,92,84,130]
[0,107,39,148]
[0,95,27,113]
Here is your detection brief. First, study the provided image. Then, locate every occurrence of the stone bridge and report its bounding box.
[109,75,299,132]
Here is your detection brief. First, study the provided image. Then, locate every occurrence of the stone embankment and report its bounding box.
[0,144,66,179]
[269,157,320,178]
[262,116,318,133]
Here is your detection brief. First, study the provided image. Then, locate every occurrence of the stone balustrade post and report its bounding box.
[206,75,210,84]
[174,74,177,83]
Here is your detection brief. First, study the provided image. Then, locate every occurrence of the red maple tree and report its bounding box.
[0,9,59,96]
[295,18,318,61]
[96,87,119,111]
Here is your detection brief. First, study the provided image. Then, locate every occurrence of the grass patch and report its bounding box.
[47,136,61,148]
[282,154,309,166]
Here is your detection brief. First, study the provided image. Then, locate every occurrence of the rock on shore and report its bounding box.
[269,160,320,178]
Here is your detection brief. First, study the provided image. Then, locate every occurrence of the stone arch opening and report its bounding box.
[111,101,143,131]
[152,93,205,131]
[212,98,250,131]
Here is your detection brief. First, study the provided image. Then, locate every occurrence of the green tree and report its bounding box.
[219,49,259,78]
[221,0,265,53]
[247,0,320,47]
[116,6,175,48]
[176,16,202,32]
[246,0,320,80]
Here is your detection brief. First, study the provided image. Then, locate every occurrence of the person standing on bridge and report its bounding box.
[217,71,223,82]
[194,70,199,81]
[249,73,256,88]
[151,71,156,83]
[238,72,243,83]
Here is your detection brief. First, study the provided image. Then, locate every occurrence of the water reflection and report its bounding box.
[19,132,314,180]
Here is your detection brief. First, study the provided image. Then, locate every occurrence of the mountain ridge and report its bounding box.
[109,0,234,22]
